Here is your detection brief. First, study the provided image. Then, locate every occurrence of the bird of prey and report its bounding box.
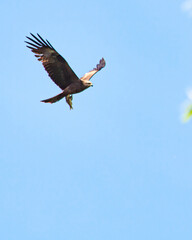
[25,33,106,109]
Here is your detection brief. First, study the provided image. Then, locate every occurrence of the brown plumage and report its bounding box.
[25,33,106,109]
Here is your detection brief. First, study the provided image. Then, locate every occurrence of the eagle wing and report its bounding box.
[80,58,106,81]
[25,33,79,90]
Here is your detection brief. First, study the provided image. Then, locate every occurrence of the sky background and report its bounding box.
[1,0,192,239]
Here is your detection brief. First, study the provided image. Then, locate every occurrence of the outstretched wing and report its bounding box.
[25,33,79,90]
[80,58,106,81]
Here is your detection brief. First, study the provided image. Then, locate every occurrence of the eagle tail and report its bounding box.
[41,91,66,104]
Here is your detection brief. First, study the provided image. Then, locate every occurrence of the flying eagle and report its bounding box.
[25,33,106,109]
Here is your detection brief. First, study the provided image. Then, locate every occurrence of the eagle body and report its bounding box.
[63,80,92,95]
[25,33,106,109]
[42,80,92,104]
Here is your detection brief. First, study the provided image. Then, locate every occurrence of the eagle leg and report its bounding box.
[65,95,73,110]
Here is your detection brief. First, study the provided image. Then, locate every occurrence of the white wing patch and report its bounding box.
[80,58,106,81]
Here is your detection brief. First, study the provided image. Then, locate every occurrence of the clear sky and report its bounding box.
[1,0,192,239]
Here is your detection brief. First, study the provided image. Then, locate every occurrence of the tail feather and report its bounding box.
[41,91,66,103]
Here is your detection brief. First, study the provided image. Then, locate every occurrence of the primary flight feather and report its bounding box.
[25,33,106,109]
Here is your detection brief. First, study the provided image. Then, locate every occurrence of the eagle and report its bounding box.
[25,33,106,109]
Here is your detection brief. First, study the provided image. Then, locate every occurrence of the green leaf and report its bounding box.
[182,104,192,122]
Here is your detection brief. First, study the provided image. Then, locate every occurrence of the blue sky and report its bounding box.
[1,0,192,239]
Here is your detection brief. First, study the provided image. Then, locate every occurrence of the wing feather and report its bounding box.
[80,58,106,81]
[25,33,79,90]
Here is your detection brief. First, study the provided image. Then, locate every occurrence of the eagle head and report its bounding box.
[83,81,93,88]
